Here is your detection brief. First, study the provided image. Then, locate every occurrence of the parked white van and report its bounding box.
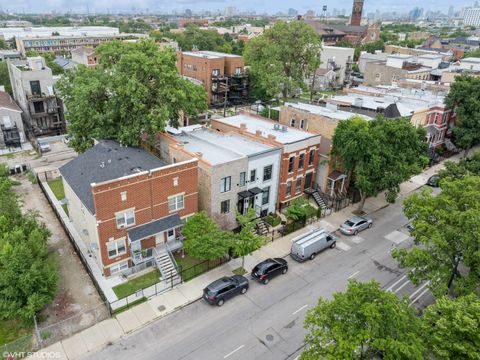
[290,228,336,262]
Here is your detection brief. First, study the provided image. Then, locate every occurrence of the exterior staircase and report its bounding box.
[155,248,181,286]
[306,187,331,212]
[255,218,269,236]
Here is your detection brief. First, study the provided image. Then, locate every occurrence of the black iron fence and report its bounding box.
[178,256,230,283]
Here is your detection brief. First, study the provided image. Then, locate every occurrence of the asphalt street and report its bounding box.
[92,188,438,360]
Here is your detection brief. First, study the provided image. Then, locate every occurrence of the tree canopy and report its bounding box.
[0,169,58,323]
[445,75,480,156]
[231,208,264,268]
[422,295,480,359]
[302,280,424,360]
[392,176,480,297]
[331,116,428,212]
[182,211,231,261]
[244,20,321,100]
[438,150,480,180]
[0,62,12,95]
[56,40,207,152]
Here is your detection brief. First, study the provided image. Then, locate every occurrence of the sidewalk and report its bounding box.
[28,151,467,360]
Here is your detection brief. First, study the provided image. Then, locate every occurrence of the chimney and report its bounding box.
[255,130,262,136]
[267,134,276,141]
[240,123,247,131]
[194,151,203,159]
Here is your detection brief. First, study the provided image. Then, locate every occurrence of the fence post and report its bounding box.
[170,269,173,288]
[33,315,42,347]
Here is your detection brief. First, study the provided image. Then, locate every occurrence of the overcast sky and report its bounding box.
[2,0,476,15]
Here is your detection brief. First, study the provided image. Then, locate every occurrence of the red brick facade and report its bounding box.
[93,160,198,276]
[176,51,245,105]
[423,106,455,148]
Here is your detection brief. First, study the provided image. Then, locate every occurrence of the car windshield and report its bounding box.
[205,288,216,297]
[345,220,355,227]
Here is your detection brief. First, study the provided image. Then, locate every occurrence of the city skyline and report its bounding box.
[2,0,477,15]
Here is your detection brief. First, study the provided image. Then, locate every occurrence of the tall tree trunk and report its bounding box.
[447,256,460,293]
[242,256,245,269]
[357,190,367,213]
[310,72,317,101]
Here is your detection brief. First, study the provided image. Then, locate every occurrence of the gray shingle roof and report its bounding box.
[128,214,182,242]
[59,140,166,215]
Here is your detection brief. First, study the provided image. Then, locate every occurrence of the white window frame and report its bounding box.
[116,209,135,229]
[239,172,246,187]
[300,119,305,129]
[220,176,232,193]
[107,238,126,259]
[168,193,185,212]
[286,180,292,197]
[295,177,302,193]
[120,191,127,202]
[290,118,296,127]
[110,261,129,275]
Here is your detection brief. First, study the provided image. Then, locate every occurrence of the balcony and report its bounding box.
[27,93,56,102]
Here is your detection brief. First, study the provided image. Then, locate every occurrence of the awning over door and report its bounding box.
[128,214,182,242]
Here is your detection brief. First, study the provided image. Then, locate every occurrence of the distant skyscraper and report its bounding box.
[448,6,454,18]
[350,0,364,26]
[288,8,298,16]
[185,8,192,17]
[409,7,423,20]
[464,7,480,26]
[224,6,237,17]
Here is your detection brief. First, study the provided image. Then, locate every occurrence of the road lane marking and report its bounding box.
[409,281,430,300]
[394,279,411,293]
[224,345,244,359]
[410,288,430,307]
[336,241,351,251]
[386,274,407,291]
[347,271,360,279]
[292,304,308,315]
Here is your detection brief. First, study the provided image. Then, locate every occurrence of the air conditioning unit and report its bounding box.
[273,124,280,130]
[281,125,288,132]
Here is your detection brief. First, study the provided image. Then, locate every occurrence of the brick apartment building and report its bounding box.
[176,50,248,107]
[59,140,198,278]
[71,47,99,67]
[210,113,321,210]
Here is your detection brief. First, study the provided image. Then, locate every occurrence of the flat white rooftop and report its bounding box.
[215,114,319,144]
[182,52,222,59]
[284,102,372,121]
[0,26,119,40]
[171,127,277,165]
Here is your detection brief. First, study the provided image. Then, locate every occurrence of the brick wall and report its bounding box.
[92,160,198,273]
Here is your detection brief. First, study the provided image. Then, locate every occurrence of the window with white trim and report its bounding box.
[263,165,273,182]
[116,209,135,229]
[290,118,296,127]
[169,194,185,212]
[295,177,302,193]
[239,172,246,187]
[286,181,292,197]
[262,187,270,205]
[308,149,315,166]
[300,119,306,129]
[107,238,126,258]
[120,191,127,202]
[110,261,129,274]
[298,154,305,169]
[221,176,231,193]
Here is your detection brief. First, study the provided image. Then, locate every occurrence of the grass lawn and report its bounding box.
[112,269,161,299]
[174,253,211,282]
[47,178,65,201]
[0,320,32,348]
[61,204,69,216]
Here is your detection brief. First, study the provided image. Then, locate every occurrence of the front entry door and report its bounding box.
[305,172,313,190]
[166,229,175,242]
[155,233,164,246]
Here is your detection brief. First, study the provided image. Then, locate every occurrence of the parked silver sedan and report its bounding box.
[339,216,373,235]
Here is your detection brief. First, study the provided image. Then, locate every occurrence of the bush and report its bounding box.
[264,213,281,227]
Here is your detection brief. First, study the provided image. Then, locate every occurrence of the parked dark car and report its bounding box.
[426,174,441,187]
[203,275,249,306]
[251,258,288,285]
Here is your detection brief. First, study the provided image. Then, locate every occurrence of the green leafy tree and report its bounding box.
[56,40,207,152]
[0,174,58,323]
[244,20,321,100]
[464,49,480,58]
[332,116,428,212]
[285,198,310,224]
[232,208,264,268]
[0,62,12,95]
[439,150,480,180]
[182,211,231,261]
[445,75,480,157]
[422,295,480,359]
[392,176,480,297]
[302,280,424,360]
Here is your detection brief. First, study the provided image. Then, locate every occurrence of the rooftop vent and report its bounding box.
[273,123,280,130]
[281,125,288,132]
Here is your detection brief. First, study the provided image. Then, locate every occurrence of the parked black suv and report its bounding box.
[251,258,288,285]
[203,275,249,306]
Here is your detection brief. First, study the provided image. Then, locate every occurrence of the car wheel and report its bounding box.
[263,278,270,285]
[282,267,288,274]
[354,230,359,235]
[217,299,224,306]
[368,223,372,229]
[241,287,248,294]
[330,242,336,249]
[310,253,316,260]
